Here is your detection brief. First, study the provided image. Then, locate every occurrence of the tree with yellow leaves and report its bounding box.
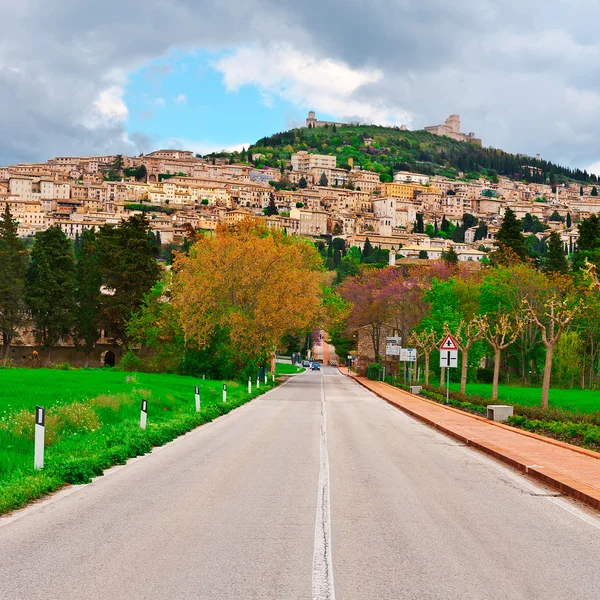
[172,219,324,372]
[408,328,440,385]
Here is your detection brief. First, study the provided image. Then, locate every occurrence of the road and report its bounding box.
[2,368,600,599]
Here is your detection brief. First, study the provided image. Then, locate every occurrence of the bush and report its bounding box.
[118,350,142,372]
[477,368,494,384]
[367,363,382,380]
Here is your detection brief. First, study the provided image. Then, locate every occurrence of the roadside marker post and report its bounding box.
[272,370,275,383]
[140,399,148,430]
[439,334,459,404]
[264,369,267,385]
[248,378,252,394]
[222,383,227,403]
[34,406,45,470]
[194,385,201,412]
[256,373,260,389]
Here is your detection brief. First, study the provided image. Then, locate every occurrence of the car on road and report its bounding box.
[302,360,311,367]
[311,361,320,371]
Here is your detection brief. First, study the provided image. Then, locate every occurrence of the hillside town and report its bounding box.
[0,137,592,263]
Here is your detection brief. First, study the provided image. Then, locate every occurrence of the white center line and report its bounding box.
[312,373,336,600]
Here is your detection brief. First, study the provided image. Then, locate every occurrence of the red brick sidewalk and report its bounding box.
[341,368,600,511]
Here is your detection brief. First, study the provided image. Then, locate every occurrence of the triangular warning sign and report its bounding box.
[440,334,458,351]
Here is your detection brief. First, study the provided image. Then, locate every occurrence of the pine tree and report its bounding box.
[25,227,76,364]
[298,176,307,189]
[580,185,584,196]
[0,205,28,365]
[434,220,439,236]
[494,207,527,261]
[362,238,374,260]
[566,213,572,228]
[441,246,459,264]
[74,229,102,366]
[592,186,598,197]
[319,172,329,187]
[544,231,568,274]
[415,213,425,233]
[441,215,450,233]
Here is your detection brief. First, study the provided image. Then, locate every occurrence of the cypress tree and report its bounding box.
[266,193,278,216]
[362,238,374,260]
[580,185,584,196]
[415,213,425,233]
[441,215,450,233]
[566,213,572,228]
[592,187,598,197]
[25,227,76,364]
[544,231,568,274]
[0,205,28,365]
[494,207,527,260]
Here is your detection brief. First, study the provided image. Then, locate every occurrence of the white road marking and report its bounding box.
[312,374,336,600]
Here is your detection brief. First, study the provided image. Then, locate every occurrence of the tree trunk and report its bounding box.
[85,351,91,368]
[460,349,469,395]
[2,343,10,367]
[492,347,501,401]
[521,346,526,383]
[46,346,52,367]
[440,367,445,389]
[424,353,430,386]
[540,344,555,409]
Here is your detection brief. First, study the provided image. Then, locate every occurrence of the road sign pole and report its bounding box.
[446,366,450,404]
[194,385,201,412]
[140,399,147,430]
[34,406,45,470]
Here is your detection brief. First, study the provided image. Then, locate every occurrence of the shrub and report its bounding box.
[367,363,382,380]
[477,368,494,384]
[118,350,142,372]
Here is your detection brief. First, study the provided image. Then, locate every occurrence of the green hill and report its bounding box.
[233,124,596,185]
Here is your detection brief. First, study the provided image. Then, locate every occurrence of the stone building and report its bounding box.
[424,114,482,145]
[305,111,345,129]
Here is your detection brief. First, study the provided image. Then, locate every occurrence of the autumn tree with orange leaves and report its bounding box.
[172,219,324,375]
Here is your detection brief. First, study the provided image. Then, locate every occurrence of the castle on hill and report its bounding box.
[424,114,481,145]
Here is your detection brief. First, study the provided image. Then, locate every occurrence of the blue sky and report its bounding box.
[124,50,316,154]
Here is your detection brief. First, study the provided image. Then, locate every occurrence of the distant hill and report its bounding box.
[231,124,596,185]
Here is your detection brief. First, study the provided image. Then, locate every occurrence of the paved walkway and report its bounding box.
[343,369,600,511]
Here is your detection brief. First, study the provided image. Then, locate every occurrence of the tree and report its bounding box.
[494,207,527,261]
[319,172,329,187]
[544,232,568,274]
[25,227,76,364]
[298,176,307,189]
[74,229,103,366]
[580,185,584,196]
[593,186,598,197]
[266,193,278,216]
[112,154,124,175]
[440,215,450,233]
[408,328,439,385]
[362,238,374,260]
[524,295,583,408]
[441,246,459,264]
[548,210,564,222]
[0,205,28,364]
[463,213,477,229]
[475,314,521,401]
[173,220,323,370]
[332,223,343,236]
[566,213,572,228]
[418,250,428,260]
[135,164,147,181]
[415,213,425,233]
[97,215,162,344]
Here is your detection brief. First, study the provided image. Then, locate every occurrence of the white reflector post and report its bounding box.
[264,370,267,385]
[248,378,251,394]
[195,385,200,412]
[222,383,227,403]
[140,398,147,430]
[34,405,45,470]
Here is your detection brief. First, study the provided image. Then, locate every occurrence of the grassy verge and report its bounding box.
[448,382,600,414]
[276,363,305,375]
[0,369,279,515]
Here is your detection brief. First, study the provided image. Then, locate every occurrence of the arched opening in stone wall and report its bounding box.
[103,350,116,367]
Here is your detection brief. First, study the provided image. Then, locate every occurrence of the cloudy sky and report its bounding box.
[2,0,600,172]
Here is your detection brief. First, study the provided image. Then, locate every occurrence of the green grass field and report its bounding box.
[275,363,305,374]
[451,383,600,414]
[0,368,279,515]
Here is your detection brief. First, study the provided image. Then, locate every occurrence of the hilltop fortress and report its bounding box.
[423,114,482,145]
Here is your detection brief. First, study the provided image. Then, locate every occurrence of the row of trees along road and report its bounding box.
[127,220,324,380]
[0,207,160,365]
[327,207,600,409]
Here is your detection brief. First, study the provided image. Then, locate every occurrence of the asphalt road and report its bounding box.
[2,367,600,599]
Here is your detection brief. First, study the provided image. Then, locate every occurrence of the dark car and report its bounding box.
[311,361,320,371]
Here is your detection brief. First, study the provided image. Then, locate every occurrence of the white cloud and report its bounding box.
[93,86,128,122]
[214,44,412,126]
[174,93,187,104]
[154,97,166,107]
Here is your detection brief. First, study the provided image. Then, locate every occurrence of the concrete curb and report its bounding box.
[342,368,600,511]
